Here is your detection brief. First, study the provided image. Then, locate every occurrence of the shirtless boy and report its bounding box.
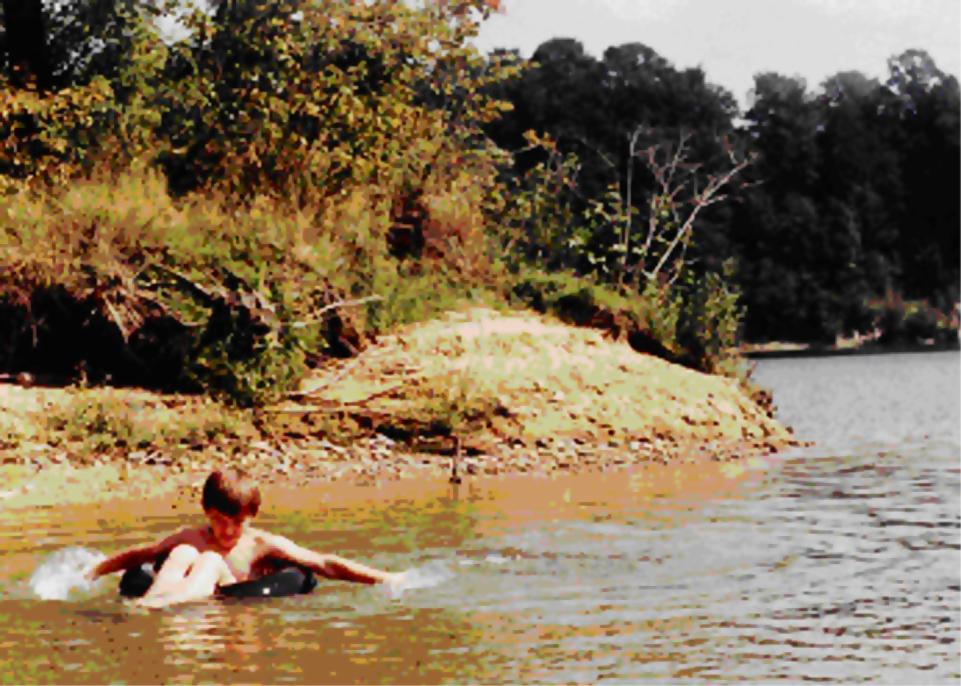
[88,468,398,607]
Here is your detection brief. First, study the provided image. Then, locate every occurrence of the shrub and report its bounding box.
[408,371,501,438]
[676,264,744,376]
[634,280,684,357]
[1,170,335,404]
[871,291,958,345]
[0,163,512,404]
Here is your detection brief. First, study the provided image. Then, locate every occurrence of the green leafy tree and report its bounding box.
[0,0,528,403]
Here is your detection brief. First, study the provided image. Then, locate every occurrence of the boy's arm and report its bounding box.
[263,533,397,585]
[87,528,190,580]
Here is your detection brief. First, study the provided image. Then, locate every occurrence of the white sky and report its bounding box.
[473,0,961,106]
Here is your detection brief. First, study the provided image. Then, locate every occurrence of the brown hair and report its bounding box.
[202,469,261,518]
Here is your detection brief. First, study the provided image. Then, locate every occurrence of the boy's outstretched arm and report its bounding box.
[87,529,190,580]
[265,534,397,585]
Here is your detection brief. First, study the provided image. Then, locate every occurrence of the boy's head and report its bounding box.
[202,468,261,519]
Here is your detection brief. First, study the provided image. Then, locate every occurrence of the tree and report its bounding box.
[882,50,960,300]
[583,128,753,289]
[734,73,825,340]
[1,0,146,91]
[635,133,754,287]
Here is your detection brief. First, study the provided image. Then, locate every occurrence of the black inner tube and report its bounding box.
[119,564,317,599]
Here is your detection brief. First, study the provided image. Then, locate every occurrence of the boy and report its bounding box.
[88,468,398,607]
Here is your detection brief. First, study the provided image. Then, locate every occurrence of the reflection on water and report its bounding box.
[0,352,958,683]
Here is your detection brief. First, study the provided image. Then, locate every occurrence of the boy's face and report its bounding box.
[205,508,249,548]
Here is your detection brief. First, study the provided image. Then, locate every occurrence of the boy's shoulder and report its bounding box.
[172,525,210,546]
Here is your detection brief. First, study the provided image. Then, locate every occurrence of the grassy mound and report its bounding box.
[281,307,791,453]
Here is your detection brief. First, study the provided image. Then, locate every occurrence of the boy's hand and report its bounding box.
[83,564,100,582]
[383,571,405,587]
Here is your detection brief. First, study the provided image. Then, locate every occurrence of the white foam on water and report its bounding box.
[29,547,106,601]
[484,553,510,565]
[385,560,454,598]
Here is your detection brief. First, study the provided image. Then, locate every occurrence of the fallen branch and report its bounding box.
[262,396,399,414]
[286,355,368,400]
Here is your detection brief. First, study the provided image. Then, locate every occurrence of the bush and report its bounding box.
[676,264,744,376]
[0,163,515,405]
[634,280,684,357]
[0,170,345,404]
[509,269,634,324]
[0,0,526,406]
[508,265,749,376]
[406,371,502,438]
[872,292,958,345]
[0,0,761,416]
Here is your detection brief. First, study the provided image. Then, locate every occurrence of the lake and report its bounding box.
[1,351,958,683]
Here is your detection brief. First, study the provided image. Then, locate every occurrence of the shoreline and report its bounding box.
[0,432,797,511]
[0,414,806,510]
[742,339,959,360]
[1,308,800,509]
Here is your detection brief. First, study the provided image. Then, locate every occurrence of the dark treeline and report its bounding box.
[485,39,960,343]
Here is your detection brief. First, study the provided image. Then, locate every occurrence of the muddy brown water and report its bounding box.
[1,351,958,684]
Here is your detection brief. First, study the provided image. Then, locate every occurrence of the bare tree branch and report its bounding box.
[644,149,753,281]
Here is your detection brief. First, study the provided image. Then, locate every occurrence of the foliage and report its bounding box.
[0,0,522,404]
[146,0,520,205]
[496,130,580,269]
[0,6,166,189]
[676,262,744,376]
[406,370,501,437]
[483,39,753,364]
[489,40,960,345]
[583,131,754,289]
[2,2,957,418]
[0,161,523,404]
[732,55,959,342]
[510,268,636,321]
[869,292,959,346]
[1,170,333,403]
[509,269,687,365]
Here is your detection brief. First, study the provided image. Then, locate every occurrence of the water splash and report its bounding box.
[29,547,106,601]
[385,560,454,598]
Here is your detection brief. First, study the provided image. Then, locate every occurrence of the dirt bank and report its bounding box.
[0,307,796,507]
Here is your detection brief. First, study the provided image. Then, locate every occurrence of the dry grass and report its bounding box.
[289,307,791,448]
[0,385,256,458]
